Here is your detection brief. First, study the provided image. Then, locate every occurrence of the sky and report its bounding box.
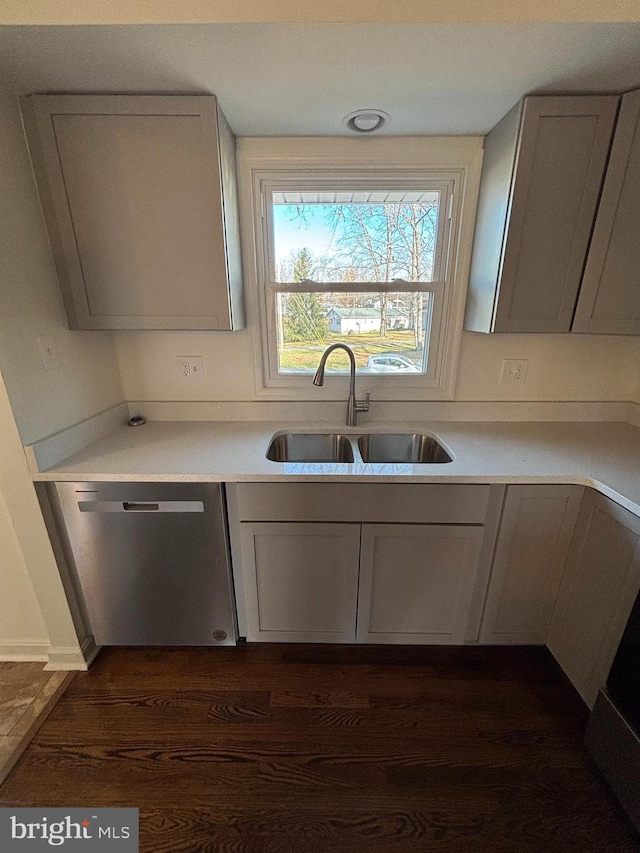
[271,201,439,281]
[272,204,341,268]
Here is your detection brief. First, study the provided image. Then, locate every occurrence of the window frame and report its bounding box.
[237,138,483,401]
[263,174,452,385]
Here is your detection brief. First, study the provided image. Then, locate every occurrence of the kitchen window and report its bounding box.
[238,139,483,399]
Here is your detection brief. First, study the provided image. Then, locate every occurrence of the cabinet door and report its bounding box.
[547,491,640,708]
[573,89,640,334]
[497,96,617,332]
[356,524,484,644]
[240,522,361,643]
[466,96,617,333]
[20,94,243,331]
[480,485,583,645]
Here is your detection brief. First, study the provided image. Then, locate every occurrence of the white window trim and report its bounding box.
[262,173,451,386]
[237,137,484,401]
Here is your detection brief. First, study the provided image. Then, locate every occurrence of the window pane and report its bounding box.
[276,291,430,375]
[272,192,440,283]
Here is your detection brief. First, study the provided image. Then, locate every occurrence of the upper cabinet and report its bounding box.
[465,95,619,334]
[20,94,244,331]
[573,90,640,334]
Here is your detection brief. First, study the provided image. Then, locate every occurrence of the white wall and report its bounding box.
[0,483,49,658]
[0,87,124,445]
[114,323,640,406]
[115,330,257,401]
[0,87,124,660]
[0,369,83,663]
[455,332,640,402]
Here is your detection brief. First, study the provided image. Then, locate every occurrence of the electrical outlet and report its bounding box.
[37,335,59,370]
[500,359,529,384]
[177,356,204,380]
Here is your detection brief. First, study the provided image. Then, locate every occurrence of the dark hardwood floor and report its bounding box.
[1,645,638,852]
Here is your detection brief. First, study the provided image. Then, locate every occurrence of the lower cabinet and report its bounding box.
[228,482,640,684]
[479,485,584,644]
[547,490,640,708]
[228,483,503,645]
[239,522,360,643]
[239,520,487,644]
[357,524,484,644]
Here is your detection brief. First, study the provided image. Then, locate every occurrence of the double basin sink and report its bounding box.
[266,432,453,464]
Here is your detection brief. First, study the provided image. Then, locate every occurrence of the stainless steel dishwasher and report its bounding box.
[47,482,237,645]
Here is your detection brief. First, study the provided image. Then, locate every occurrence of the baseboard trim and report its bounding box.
[44,635,101,671]
[0,643,50,662]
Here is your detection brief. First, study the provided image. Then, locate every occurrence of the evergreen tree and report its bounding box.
[284,248,329,342]
[292,247,313,282]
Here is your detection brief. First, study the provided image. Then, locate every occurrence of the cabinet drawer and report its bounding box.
[233,483,491,524]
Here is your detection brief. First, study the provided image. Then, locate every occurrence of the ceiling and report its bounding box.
[0,23,639,135]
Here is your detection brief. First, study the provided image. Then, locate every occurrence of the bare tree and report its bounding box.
[283,199,439,350]
[323,201,437,346]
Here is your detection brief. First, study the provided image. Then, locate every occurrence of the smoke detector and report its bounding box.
[343,109,391,133]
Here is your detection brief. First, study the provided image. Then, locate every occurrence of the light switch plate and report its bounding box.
[500,359,529,384]
[177,356,204,380]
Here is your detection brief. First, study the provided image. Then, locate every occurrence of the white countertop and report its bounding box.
[32,419,640,517]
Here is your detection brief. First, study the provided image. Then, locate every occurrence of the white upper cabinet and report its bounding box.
[573,90,640,335]
[20,94,244,330]
[465,95,618,334]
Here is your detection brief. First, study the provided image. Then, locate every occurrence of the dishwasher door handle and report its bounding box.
[122,502,160,512]
[78,501,205,513]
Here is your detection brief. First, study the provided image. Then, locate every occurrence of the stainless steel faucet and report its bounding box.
[312,343,370,427]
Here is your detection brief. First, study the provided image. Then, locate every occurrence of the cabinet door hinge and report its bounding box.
[447,193,454,221]
[260,192,265,219]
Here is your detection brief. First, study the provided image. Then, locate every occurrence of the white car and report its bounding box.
[365,354,421,373]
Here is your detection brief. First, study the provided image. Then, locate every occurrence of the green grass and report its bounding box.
[278,331,423,371]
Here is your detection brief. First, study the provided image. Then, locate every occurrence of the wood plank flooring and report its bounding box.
[1,645,638,852]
